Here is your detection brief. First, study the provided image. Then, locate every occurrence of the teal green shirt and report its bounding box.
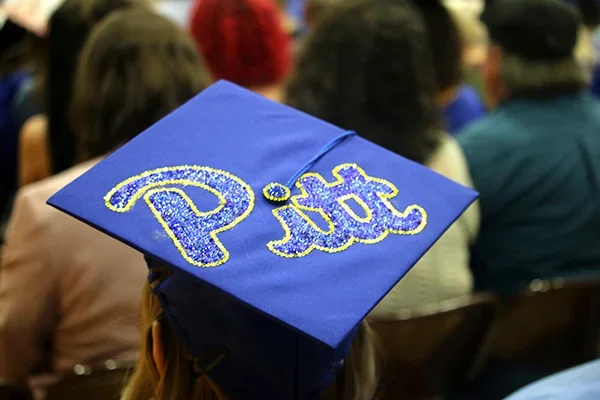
[458,92,600,295]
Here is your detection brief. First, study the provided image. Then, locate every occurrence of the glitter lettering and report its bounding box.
[105,166,254,267]
[268,163,427,258]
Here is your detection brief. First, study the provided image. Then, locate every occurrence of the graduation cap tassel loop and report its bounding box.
[263,130,357,203]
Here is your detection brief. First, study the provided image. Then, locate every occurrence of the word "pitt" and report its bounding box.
[104,163,427,267]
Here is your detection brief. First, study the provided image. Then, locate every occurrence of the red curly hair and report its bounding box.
[188,0,291,88]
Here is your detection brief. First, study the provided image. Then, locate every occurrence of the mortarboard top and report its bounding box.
[48,80,478,399]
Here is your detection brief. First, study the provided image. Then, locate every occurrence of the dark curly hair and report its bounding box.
[285,0,441,164]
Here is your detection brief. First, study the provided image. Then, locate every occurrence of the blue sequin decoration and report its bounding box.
[263,182,291,202]
[267,163,427,258]
[105,166,254,267]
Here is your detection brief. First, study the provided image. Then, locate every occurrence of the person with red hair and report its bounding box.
[188,0,291,102]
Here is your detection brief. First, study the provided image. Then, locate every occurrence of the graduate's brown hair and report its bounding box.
[121,269,378,400]
[71,9,210,161]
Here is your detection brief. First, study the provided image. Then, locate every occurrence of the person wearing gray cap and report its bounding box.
[457,0,600,298]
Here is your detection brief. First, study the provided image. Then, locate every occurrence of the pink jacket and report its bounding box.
[0,159,145,394]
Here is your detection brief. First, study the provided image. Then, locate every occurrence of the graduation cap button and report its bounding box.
[263,182,291,202]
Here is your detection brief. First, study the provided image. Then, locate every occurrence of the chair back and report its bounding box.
[370,293,501,400]
[488,278,600,370]
[45,360,134,400]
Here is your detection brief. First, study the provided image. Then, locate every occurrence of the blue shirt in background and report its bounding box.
[457,92,600,296]
[443,85,486,135]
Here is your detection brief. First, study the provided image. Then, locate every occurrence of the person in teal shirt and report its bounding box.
[458,0,600,298]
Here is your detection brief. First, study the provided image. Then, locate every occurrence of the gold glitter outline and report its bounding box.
[103,165,246,213]
[262,182,291,202]
[104,165,255,267]
[267,163,427,258]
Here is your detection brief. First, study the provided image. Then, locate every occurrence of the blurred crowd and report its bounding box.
[1,0,600,399]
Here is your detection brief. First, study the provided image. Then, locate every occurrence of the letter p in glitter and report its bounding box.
[104,166,255,267]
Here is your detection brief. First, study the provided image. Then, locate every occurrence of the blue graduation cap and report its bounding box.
[48,81,477,399]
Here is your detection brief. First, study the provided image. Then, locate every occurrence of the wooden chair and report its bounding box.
[0,381,33,400]
[370,293,501,400]
[485,278,600,371]
[45,360,135,400]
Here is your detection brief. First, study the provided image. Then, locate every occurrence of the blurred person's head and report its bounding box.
[70,8,210,161]
[188,0,291,100]
[482,0,588,106]
[45,0,150,174]
[286,0,441,165]
[411,0,464,107]
[121,267,378,400]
